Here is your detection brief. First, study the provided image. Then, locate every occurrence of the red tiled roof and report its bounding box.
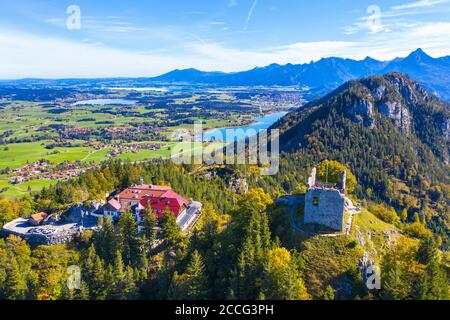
[117,184,171,201]
[30,212,48,223]
[108,184,177,213]
[106,198,121,211]
[139,189,190,218]
[158,189,189,207]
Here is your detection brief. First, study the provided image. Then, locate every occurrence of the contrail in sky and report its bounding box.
[246,0,258,26]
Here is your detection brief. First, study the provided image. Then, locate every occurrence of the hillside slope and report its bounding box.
[271,72,449,246]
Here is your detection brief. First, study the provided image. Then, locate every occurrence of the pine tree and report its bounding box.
[94,215,118,265]
[84,245,108,300]
[381,251,408,300]
[415,259,450,300]
[185,250,208,299]
[142,206,158,252]
[400,208,408,222]
[124,266,138,300]
[323,285,335,300]
[117,210,142,268]
[111,251,126,300]
[161,209,182,247]
[417,237,438,265]
[74,281,90,300]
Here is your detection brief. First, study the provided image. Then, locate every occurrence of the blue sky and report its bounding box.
[1,0,449,78]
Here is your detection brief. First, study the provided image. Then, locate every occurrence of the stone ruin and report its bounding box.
[304,167,347,231]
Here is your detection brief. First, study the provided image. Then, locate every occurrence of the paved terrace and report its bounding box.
[2,216,98,245]
[177,201,203,232]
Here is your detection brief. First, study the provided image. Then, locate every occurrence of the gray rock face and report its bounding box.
[371,85,386,100]
[348,99,375,128]
[377,100,412,133]
[229,177,249,195]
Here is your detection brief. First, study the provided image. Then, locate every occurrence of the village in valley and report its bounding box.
[0,85,301,200]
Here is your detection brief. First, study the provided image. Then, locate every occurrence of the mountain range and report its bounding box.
[150,49,450,101]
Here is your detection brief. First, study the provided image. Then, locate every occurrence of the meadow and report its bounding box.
[0,86,295,200]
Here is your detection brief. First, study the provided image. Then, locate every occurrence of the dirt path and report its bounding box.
[344,197,360,235]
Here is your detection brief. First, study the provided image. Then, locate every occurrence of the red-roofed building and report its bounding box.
[139,189,190,220]
[103,184,202,232]
[104,184,189,221]
[103,184,171,218]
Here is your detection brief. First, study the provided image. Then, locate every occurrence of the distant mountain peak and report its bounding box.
[363,56,379,63]
[149,49,450,100]
[406,48,432,61]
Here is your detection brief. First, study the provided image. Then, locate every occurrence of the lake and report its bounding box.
[72,99,136,106]
[202,111,288,142]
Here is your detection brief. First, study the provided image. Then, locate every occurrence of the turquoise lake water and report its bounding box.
[202,111,287,142]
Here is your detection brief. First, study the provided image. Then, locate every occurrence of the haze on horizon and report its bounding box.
[1,0,450,79]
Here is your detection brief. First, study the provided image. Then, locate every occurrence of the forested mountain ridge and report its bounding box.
[276,72,449,163]
[271,72,449,247]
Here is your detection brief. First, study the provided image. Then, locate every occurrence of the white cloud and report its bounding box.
[344,0,450,35]
[1,20,450,79]
[228,0,238,7]
[411,21,450,36]
[0,30,180,78]
[391,0,450,10]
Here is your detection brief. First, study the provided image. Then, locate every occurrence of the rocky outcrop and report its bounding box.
[377,100,411,133]
[229,177,249,195]
[348,99,375,128]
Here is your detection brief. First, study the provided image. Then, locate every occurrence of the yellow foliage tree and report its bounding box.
[263,247,310,300]
[316,160,357,193]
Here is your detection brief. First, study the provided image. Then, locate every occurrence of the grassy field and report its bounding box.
[0,141,225,199]
[0,141,93,170]
[0,178,58,200]
[0,141,216,170]
[0,92,278,200]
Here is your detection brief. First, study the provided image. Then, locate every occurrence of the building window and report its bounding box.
[313,197,319,206]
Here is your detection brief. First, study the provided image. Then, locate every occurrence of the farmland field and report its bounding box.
[0,85,301,199]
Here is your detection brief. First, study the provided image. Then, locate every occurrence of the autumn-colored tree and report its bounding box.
[262,247,309,300]
[380,237,422,300]
[316,160,357,193]
[400,208,408,222]
[30,244,77,300]
[0,199,18,227]
[323,285,335,300]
